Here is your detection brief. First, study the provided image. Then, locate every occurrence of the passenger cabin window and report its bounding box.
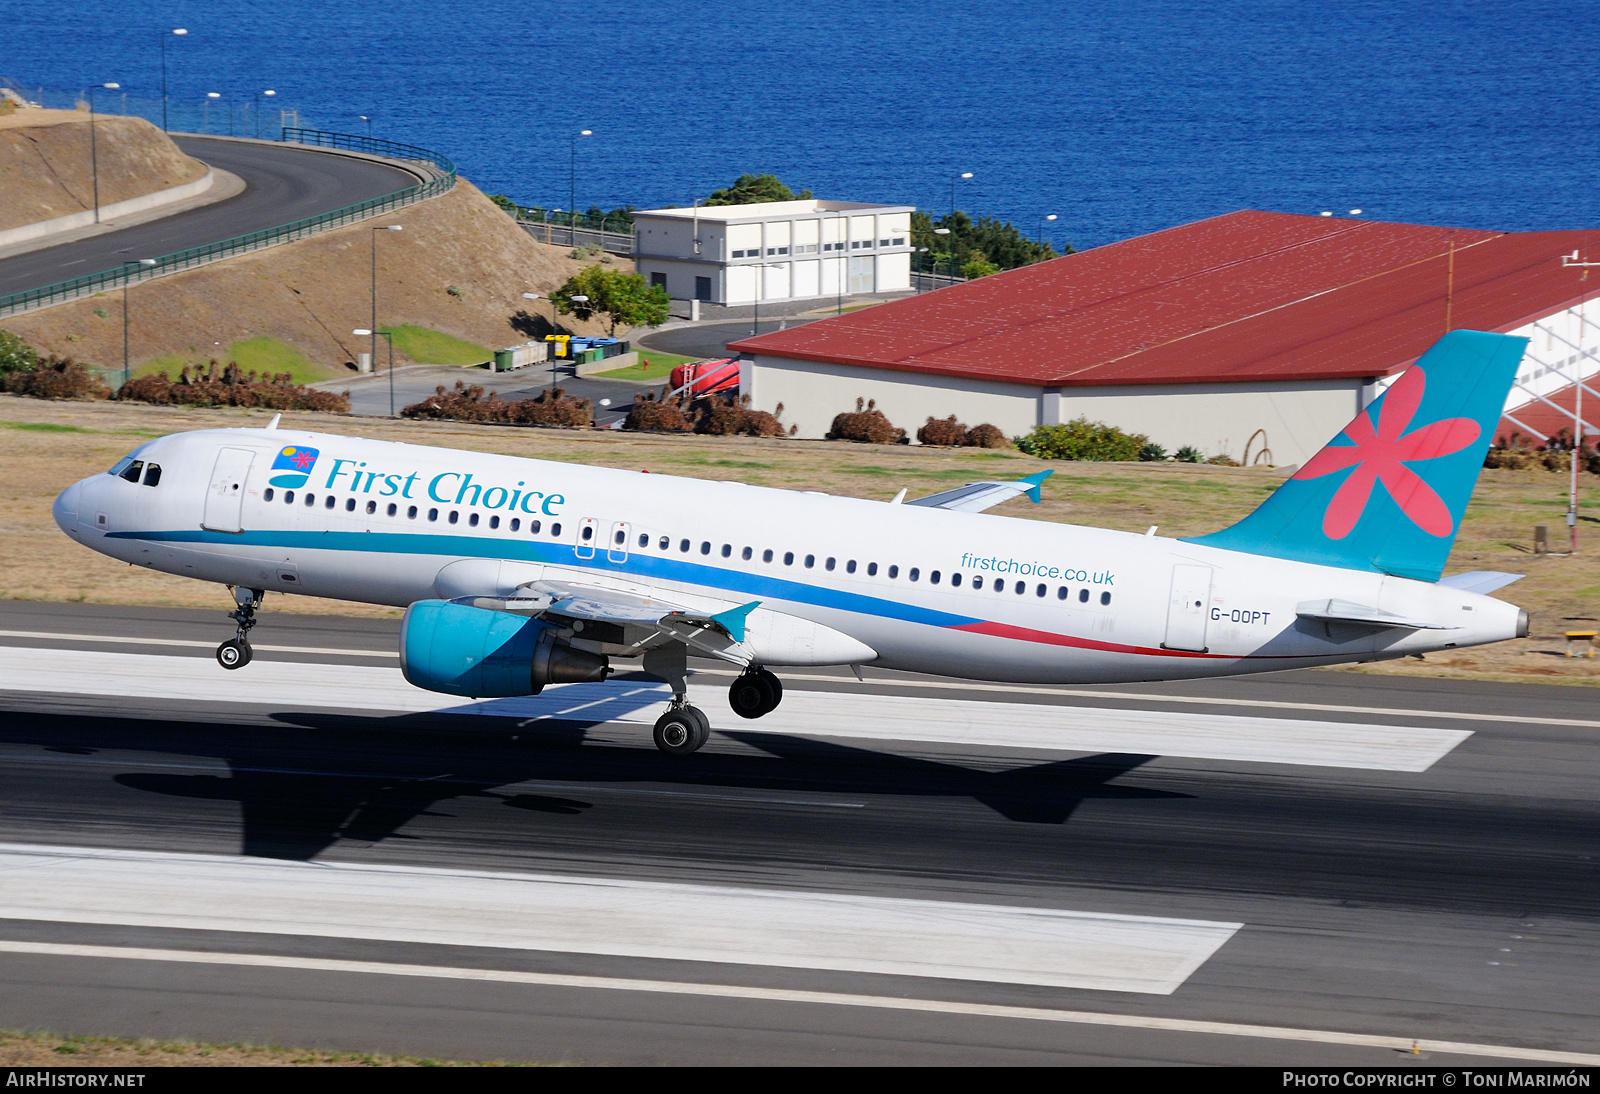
[346,498,357,512]
[1079,588,1090,603]
[888,565,898,578]
[930,571,941,584]
[1057,586,1068,600]
[950,573,961,587]
[659,536,669,549]
[551,522,562,536]
[1036,584,1046,597]
[867,563,878,576]
[701,541,711,555]
[846,560,856,574]
[973,575,983,590]
[428,508,439,522]
[721,544,732,557]
[1014,581,1025,594]
[449,511,460,524]
[825,558,836,571]
[508,517,519,531]
[407,505,418,519]
[285,491,296,504]
[909,568,920,581]
[742,547,753,560]
[763,549,774,563]
[680,539,690,552]
[639,533,649,547]
[530,520,541,534]
[367,501,377,514]
[804,554,815,568]
[325,496,336,509]
[305,493,315,506]
[265,488,276,502]
[142,465,161,487]
[470,513,480,527]
[386,503,396,516]
[582,525,594,541]
[1101,591,1112,605]
[119,460,144,483]
[784,551,794,566]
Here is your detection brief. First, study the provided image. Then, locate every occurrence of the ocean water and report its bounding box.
[5,1,1597,250]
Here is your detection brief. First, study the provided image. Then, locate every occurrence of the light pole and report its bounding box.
[256,90,274,138]
[915,247,930,291]
[370,225,404,414]
[159,28,186,132]
[227,93,235,136]
[353,329,395,414]
[1560,249,1599,553]
[88,83,120,224]
[1037,213,1057,256]
[570,129,591,236]
[933,227,951,285]
[749,262,786,337]
[122,258,157,390]
[359,114,372,139]
[563,294,588,392]
[205,91,219,133]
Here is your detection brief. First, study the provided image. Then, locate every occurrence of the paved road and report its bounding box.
[0,600,1597,1065]
[333,361,659,425]
[635,319,821,361]
[0,137,419,298]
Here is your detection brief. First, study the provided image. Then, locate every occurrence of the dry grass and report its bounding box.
[3,394,1596,683]
[4,180,628,380]
[0,1028,541,1067]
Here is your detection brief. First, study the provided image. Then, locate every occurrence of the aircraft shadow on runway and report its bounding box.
[0,705,1181,860]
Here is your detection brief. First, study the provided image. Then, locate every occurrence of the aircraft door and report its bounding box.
[607,520,631,563]
[574,517,599,559]
[202,447,255,534]
[1162,564,1212,652]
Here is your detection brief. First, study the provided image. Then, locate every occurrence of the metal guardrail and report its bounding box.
[517,219,634,256]
[0,129,457,319]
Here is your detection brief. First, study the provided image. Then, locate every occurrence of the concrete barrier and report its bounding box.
[0,168,214,250]
[576,350,639,377]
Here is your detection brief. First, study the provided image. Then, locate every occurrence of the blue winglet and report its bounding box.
[1021,469,1053,503]
[710,601,761,642]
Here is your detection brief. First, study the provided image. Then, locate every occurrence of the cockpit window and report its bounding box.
[108,456,135,478]
[142,464,161,487]
[118,460,144,484]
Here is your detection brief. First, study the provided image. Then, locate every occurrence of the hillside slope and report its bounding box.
[0,109,206,231]
[6,178,630,376]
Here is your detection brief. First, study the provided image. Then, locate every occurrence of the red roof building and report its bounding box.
[729,210,1599,463]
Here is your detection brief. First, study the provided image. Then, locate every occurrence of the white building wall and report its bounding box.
[746,356,1363,465]
[1501,303,1600,435]
[793,260,820,297]
[876,252,911,292]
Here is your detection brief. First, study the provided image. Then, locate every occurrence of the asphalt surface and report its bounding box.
[1,599,1597,1065]
[635,318,821,361]
[0,136,419,297]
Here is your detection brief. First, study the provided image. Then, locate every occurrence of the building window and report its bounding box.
[879,239,889,247]
[777,247,788,255]
[650,272,667,290]
[892,237,905,246]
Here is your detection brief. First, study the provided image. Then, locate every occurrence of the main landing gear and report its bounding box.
[644,641,711,756]
[728,668,782,719]
[217,586,263,670]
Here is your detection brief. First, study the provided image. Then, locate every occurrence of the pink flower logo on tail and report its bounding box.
[1292,366,1479,539]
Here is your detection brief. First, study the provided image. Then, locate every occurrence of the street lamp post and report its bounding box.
[205,92,219,133]
[159,28,187,132]
[255,90,275,138]
[570,129,591,236]
[946,171,972,281]
[932,227,951,285]
[353,329,394,414]
[1037,213,1057,256]
[359,115,372,139]
[88,83,120,224]
[749,262,786,337]
[121,258,158,390]
[370,225,404,414]
[562,294,589,393]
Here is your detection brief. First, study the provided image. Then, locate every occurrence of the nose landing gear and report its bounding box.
[728,668,782,719]
[217,586,263,670]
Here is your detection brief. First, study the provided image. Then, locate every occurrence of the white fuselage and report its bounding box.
[53,427,1524,683]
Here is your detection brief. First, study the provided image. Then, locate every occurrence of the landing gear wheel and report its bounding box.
[653,705,710,756]
[216,638,252,670]
[728,669,782,719]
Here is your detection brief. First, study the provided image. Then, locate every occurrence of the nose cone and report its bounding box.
[53,480,83,537]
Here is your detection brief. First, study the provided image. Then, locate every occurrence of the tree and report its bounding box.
[0,329,38,374]
[550,267,669,336]
[910,209,1071,274]
[704,174,813,206]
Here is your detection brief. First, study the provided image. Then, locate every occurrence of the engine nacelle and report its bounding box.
[400,599,609,698]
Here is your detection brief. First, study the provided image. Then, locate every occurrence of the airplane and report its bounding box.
[52,330,1530,756]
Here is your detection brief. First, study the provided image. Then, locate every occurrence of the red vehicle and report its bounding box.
[669,357,740,398]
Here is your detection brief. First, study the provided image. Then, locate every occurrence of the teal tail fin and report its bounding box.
[1184,330,1526,582]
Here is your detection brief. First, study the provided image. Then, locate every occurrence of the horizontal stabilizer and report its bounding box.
[1437,571,1524,596]
[1296,598,1455,631]
[907,470,1053,513]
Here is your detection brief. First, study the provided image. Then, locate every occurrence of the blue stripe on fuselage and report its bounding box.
[108,528,982,629]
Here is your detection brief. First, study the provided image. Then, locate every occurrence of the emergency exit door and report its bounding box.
[1162,564,1213,652]
[201,448,255,534]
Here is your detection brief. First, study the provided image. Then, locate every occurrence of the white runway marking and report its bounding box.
[0,647,1471,771]
[2,940,1596,1065]
[0,844,1238,995]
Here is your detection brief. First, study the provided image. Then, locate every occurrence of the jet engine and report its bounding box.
[400,599,608,698]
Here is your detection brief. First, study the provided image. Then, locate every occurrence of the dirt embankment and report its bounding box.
[0,109,206,231]
[5,177,630,373]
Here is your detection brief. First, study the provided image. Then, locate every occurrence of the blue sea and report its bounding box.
[6,1,1597,251]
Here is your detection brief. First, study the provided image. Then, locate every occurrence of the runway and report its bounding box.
[0,137,419,298]
[1,599,1598,1065]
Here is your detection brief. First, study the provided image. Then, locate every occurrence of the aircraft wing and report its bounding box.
[452,578,761,664]
[904,470,1053,513]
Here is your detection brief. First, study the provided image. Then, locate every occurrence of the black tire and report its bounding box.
[654,706,708,756]
[729,673,771,719]
[756,668,782,713]
[216,639,251,670]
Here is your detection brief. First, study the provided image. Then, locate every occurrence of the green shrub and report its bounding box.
[1138,442,1167,462]
[0,329,39,374]
[1015,417,1148,461]
[118,361,348,411]
[1173,445,1203,463]
[403,382,591,427]
[827,398,906,444]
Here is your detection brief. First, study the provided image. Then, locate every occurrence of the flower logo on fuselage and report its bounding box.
[268,445,320,489]
[1291,366,1478,539]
